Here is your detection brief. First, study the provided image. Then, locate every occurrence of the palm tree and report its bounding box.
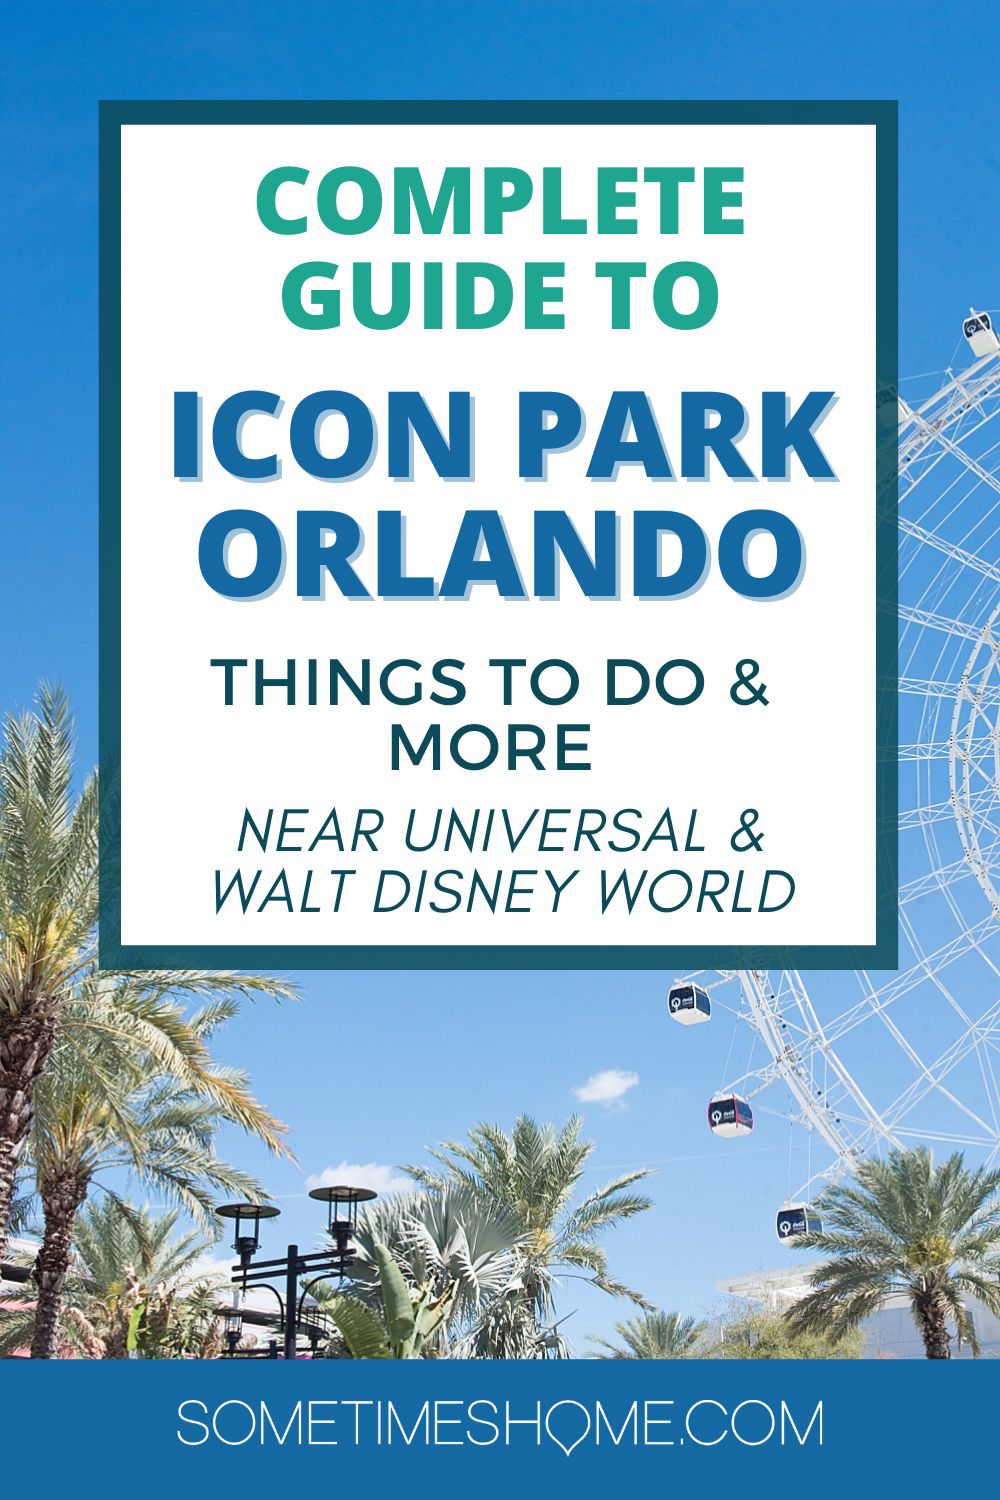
[0,685,97,1258]
[405,1114,652,1357]
[0,686,297,1261]
[787,1146,1000,1358]
[0,1198,222,1358]
[330,1185,524,1354]
[23,991,290,1358]
[591,1309,704,1359]
[74,1196,211,1296]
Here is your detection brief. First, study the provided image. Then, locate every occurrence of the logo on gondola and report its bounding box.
[775,1205,818,1243]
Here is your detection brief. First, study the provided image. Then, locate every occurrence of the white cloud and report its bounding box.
[572,1068,640,1106]
[186,1250,233,1284]
[305,1161,410,1197]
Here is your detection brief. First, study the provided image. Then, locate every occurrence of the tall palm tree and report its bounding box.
[405,1114,652,1357]
[0,685,98,1257]
[591,1309,705,1359]
[24,994,290,1358]
[0,1198,221,1358]
[787,1146,1000,1358]
[0,685,297,1260]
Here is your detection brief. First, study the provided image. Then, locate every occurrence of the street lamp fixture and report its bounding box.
[300,1310,330,1356]
[223,1299,244,1355]
[308,1184,377,1255]
[216,1183,376,1359]
[216,1202,281,1266]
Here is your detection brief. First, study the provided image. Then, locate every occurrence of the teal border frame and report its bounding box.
[98,99,898,972]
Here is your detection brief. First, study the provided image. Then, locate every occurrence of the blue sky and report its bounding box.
[3,0,999,1342]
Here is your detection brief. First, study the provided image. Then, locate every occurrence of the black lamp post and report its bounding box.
[217,1185,376,1360]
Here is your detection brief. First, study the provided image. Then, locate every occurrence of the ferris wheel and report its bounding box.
[670,308,1000,1243]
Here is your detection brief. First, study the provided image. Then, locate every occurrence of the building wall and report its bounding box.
[716,1263,1000,1359]
[862,1299,1000,1359]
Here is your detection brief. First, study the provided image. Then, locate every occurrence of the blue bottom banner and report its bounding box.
[1,1357,974,1494]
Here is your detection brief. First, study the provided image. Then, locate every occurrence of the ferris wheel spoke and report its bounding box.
[898,855,977,906]
[889,1126,996,1147]
[902,901,1000,999]
[908,409,1000,501]
[973,1033,1000,1136]
[898,604,984,642]
[816,916,998,1051]
[901,370,1000,470]
[899,427,1000,508]
[897,518,1000,587]
[860,930,1000,1133]
[901,676,1000,707]
[721,973,899,1166]
[895,736,995,763]
[897,788,994,831]
[879,1007,1000,1139]
[903,354,1000,430]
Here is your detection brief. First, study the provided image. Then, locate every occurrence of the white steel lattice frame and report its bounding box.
[688,346,1000,1201]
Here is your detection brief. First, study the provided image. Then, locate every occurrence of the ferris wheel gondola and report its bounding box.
[708,1094,754,1138]
[775,1204,822,1246]
[963,309,1000,359]
[668,982,712,1024]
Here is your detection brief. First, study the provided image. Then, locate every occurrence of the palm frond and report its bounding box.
[400,1112,653,1348]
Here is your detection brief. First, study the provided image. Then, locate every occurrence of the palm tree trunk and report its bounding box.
[30,1172,88,1359]
[0,1004,58,1261]
[916,1291,952,1359]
